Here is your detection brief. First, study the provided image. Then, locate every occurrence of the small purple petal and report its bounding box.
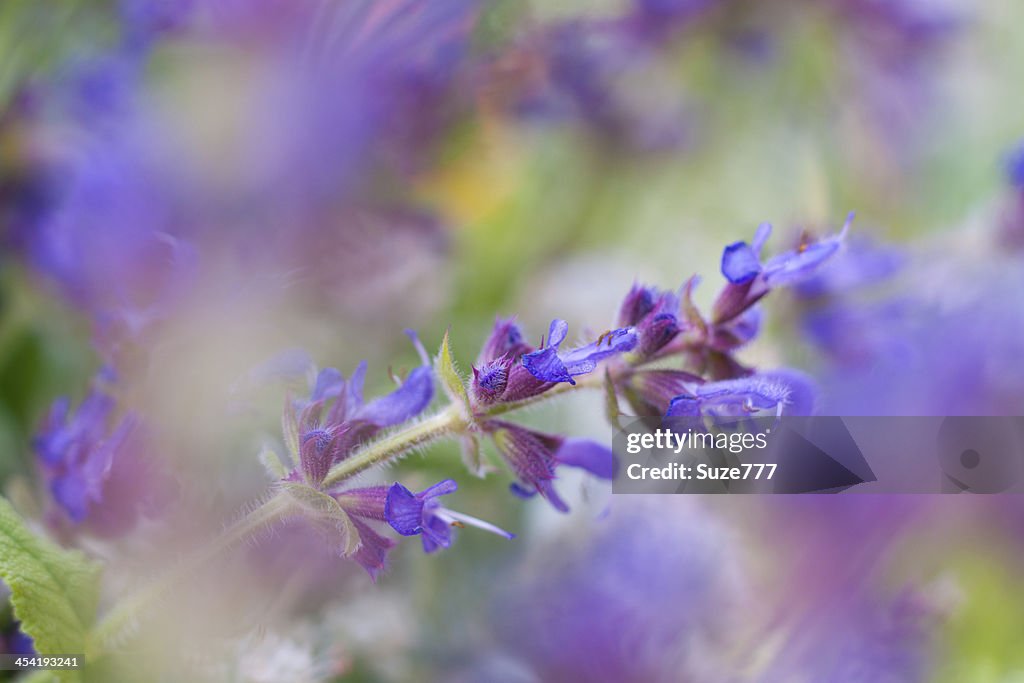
[347,361,368,412]
[349,517,395,582]
[51,475,89,522]
[762,239,844,287]
[522,323,637,385]
[752,221,772,253]
[404,329,430,365]
[310,368,344,402]
[384,482,425,536]
[418,478,458,499]
[420,514,453,553]
[556,439,616,480]
[355,365,434,427]
[522,345,575,385]
[546,319,569,348]
[721,242,762,284]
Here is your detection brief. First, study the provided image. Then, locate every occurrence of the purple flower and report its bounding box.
[617,284,682,357]
[385,479,514,553]
[486,421,616,512]
[471,318,553,406]
[722,216,852,287]
[522,319,637,386]
[713,215,852,323]
[665,369,816,417]
[287,333,434,487]
[493,498,744,682]
[33,382,175,537]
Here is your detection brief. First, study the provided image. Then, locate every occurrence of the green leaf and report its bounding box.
[436,331,471,413]
[0,497,100,679]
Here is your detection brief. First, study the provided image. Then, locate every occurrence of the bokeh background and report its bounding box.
[3,0,1024,681]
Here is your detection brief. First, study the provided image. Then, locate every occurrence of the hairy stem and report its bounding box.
[320,404,466,489]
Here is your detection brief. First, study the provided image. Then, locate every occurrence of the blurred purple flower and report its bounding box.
[499,11,693,151]
[714,215,852,324]
[493,499,743,682]
[486,421,615,512]
[794,223,1024,414]
[0,619,35,657]
[1006,140,1024,189]
[33,382,176,537]
[522,319,637,386]
[385,479,514,553]
[762,581,949,683]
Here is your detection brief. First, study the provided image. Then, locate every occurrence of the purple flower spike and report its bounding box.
[488,421,616,512]
[522,319,637,385]
[666,370,816,418]
[385,479,514,553]
[285,337,435,486]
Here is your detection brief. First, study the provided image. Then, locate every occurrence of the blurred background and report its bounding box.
[2,0,1024,681]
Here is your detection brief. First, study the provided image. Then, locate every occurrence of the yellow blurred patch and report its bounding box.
[418,120,525,227]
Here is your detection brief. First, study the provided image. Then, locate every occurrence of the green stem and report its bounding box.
[320,404,466,489]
